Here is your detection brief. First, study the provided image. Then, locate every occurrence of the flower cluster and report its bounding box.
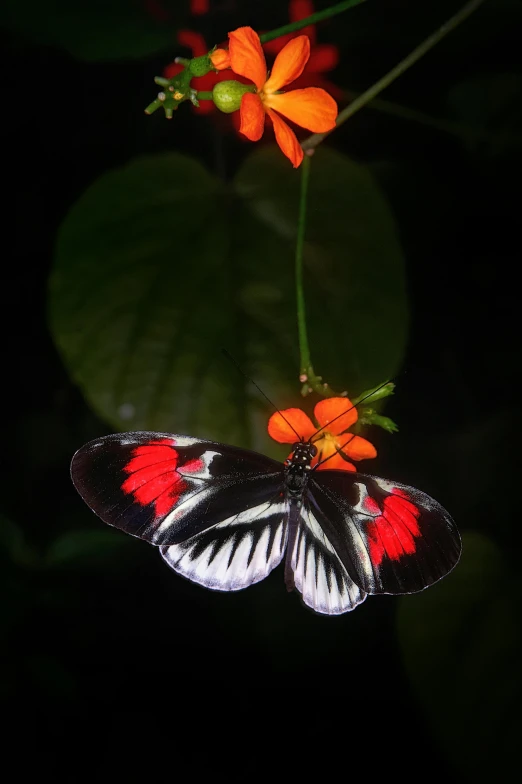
[153,1,339,167]
[210,27,337,167]
[268,397,377,471]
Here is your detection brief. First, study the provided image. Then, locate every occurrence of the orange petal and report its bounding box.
[264,87,337,132]
[228,26,266,91]
[239,93,265,140]
[266,109,303,167]
[268,408,316,444]
[343,435,377,461]
[315,452,356,471]
[314,398,358,436]
[264,35,310,94]
[210,48,231,70]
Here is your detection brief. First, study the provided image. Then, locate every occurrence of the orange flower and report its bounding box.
[219,26,337,167]
[268,398,377,472]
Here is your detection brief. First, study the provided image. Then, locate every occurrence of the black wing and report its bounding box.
[71,432,285,547]
[308,470,461,595]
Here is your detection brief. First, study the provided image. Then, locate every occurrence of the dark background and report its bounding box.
[2,0,521,778]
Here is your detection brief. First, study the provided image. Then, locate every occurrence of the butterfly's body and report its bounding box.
[71,431,461,616]
[282,442,317,591]
[284,442,316,496]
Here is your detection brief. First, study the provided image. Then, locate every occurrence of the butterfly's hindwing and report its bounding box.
[309,471,461,595]
[70,432,284,546]
[160,498,288,591]
[290,502,367,615]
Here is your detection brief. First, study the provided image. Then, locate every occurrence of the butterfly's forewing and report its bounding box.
[71,432,284,547]
[289,503,367,615]
[309,471,461,595]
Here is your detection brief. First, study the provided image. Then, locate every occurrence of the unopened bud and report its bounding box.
[210,48,231,71]
[189,54,213,77]
[212,80,255,113]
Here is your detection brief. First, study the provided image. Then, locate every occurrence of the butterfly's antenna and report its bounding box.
[221,349,302,441]
[311,379,393,441]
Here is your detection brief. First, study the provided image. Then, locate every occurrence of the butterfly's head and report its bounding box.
[288,442,317,467]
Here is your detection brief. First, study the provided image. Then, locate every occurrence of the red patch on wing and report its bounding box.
[180,458,204,473]
[363,496,381,515]
[121,441,188,519]
[365,490,421,567]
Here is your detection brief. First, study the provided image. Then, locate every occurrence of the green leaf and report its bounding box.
[235,147,408,395]
[0,0,176,61]
[45,529,135,568]
[49,147,407,451]
[397,532,522,778]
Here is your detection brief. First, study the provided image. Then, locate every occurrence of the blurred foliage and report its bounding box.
[397,532,522,780]
[0,0,180,60]
[48,146,407,452]
[447,73,522,162]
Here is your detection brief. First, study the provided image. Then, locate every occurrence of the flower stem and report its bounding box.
[339,89,487,141]
[196,91,214,100]
[295,155,311,376]
[260,0,368,44]
[295,154,342,398]
[302,0,488,152]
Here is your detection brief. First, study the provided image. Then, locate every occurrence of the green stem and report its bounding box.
[196,91,214,100]
[340,90,486,141]
[302,0,488,152]
[260,0,368,44]
[296,155,311,375]
[295,155,343,398]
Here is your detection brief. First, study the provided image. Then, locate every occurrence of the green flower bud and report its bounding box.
[189,54,213,77]
[212,81,255,114]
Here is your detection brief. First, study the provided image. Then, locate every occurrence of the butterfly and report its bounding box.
[70,427,461,616]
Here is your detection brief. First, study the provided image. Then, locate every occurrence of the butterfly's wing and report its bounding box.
[72,432,289,591]
[288,501,367,615]
[71,432,286,557]
[308,471,461,595]
[160,497,289,591]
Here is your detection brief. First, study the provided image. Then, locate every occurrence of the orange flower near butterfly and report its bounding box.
[268,398,377,472]
[215,26,337,167]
